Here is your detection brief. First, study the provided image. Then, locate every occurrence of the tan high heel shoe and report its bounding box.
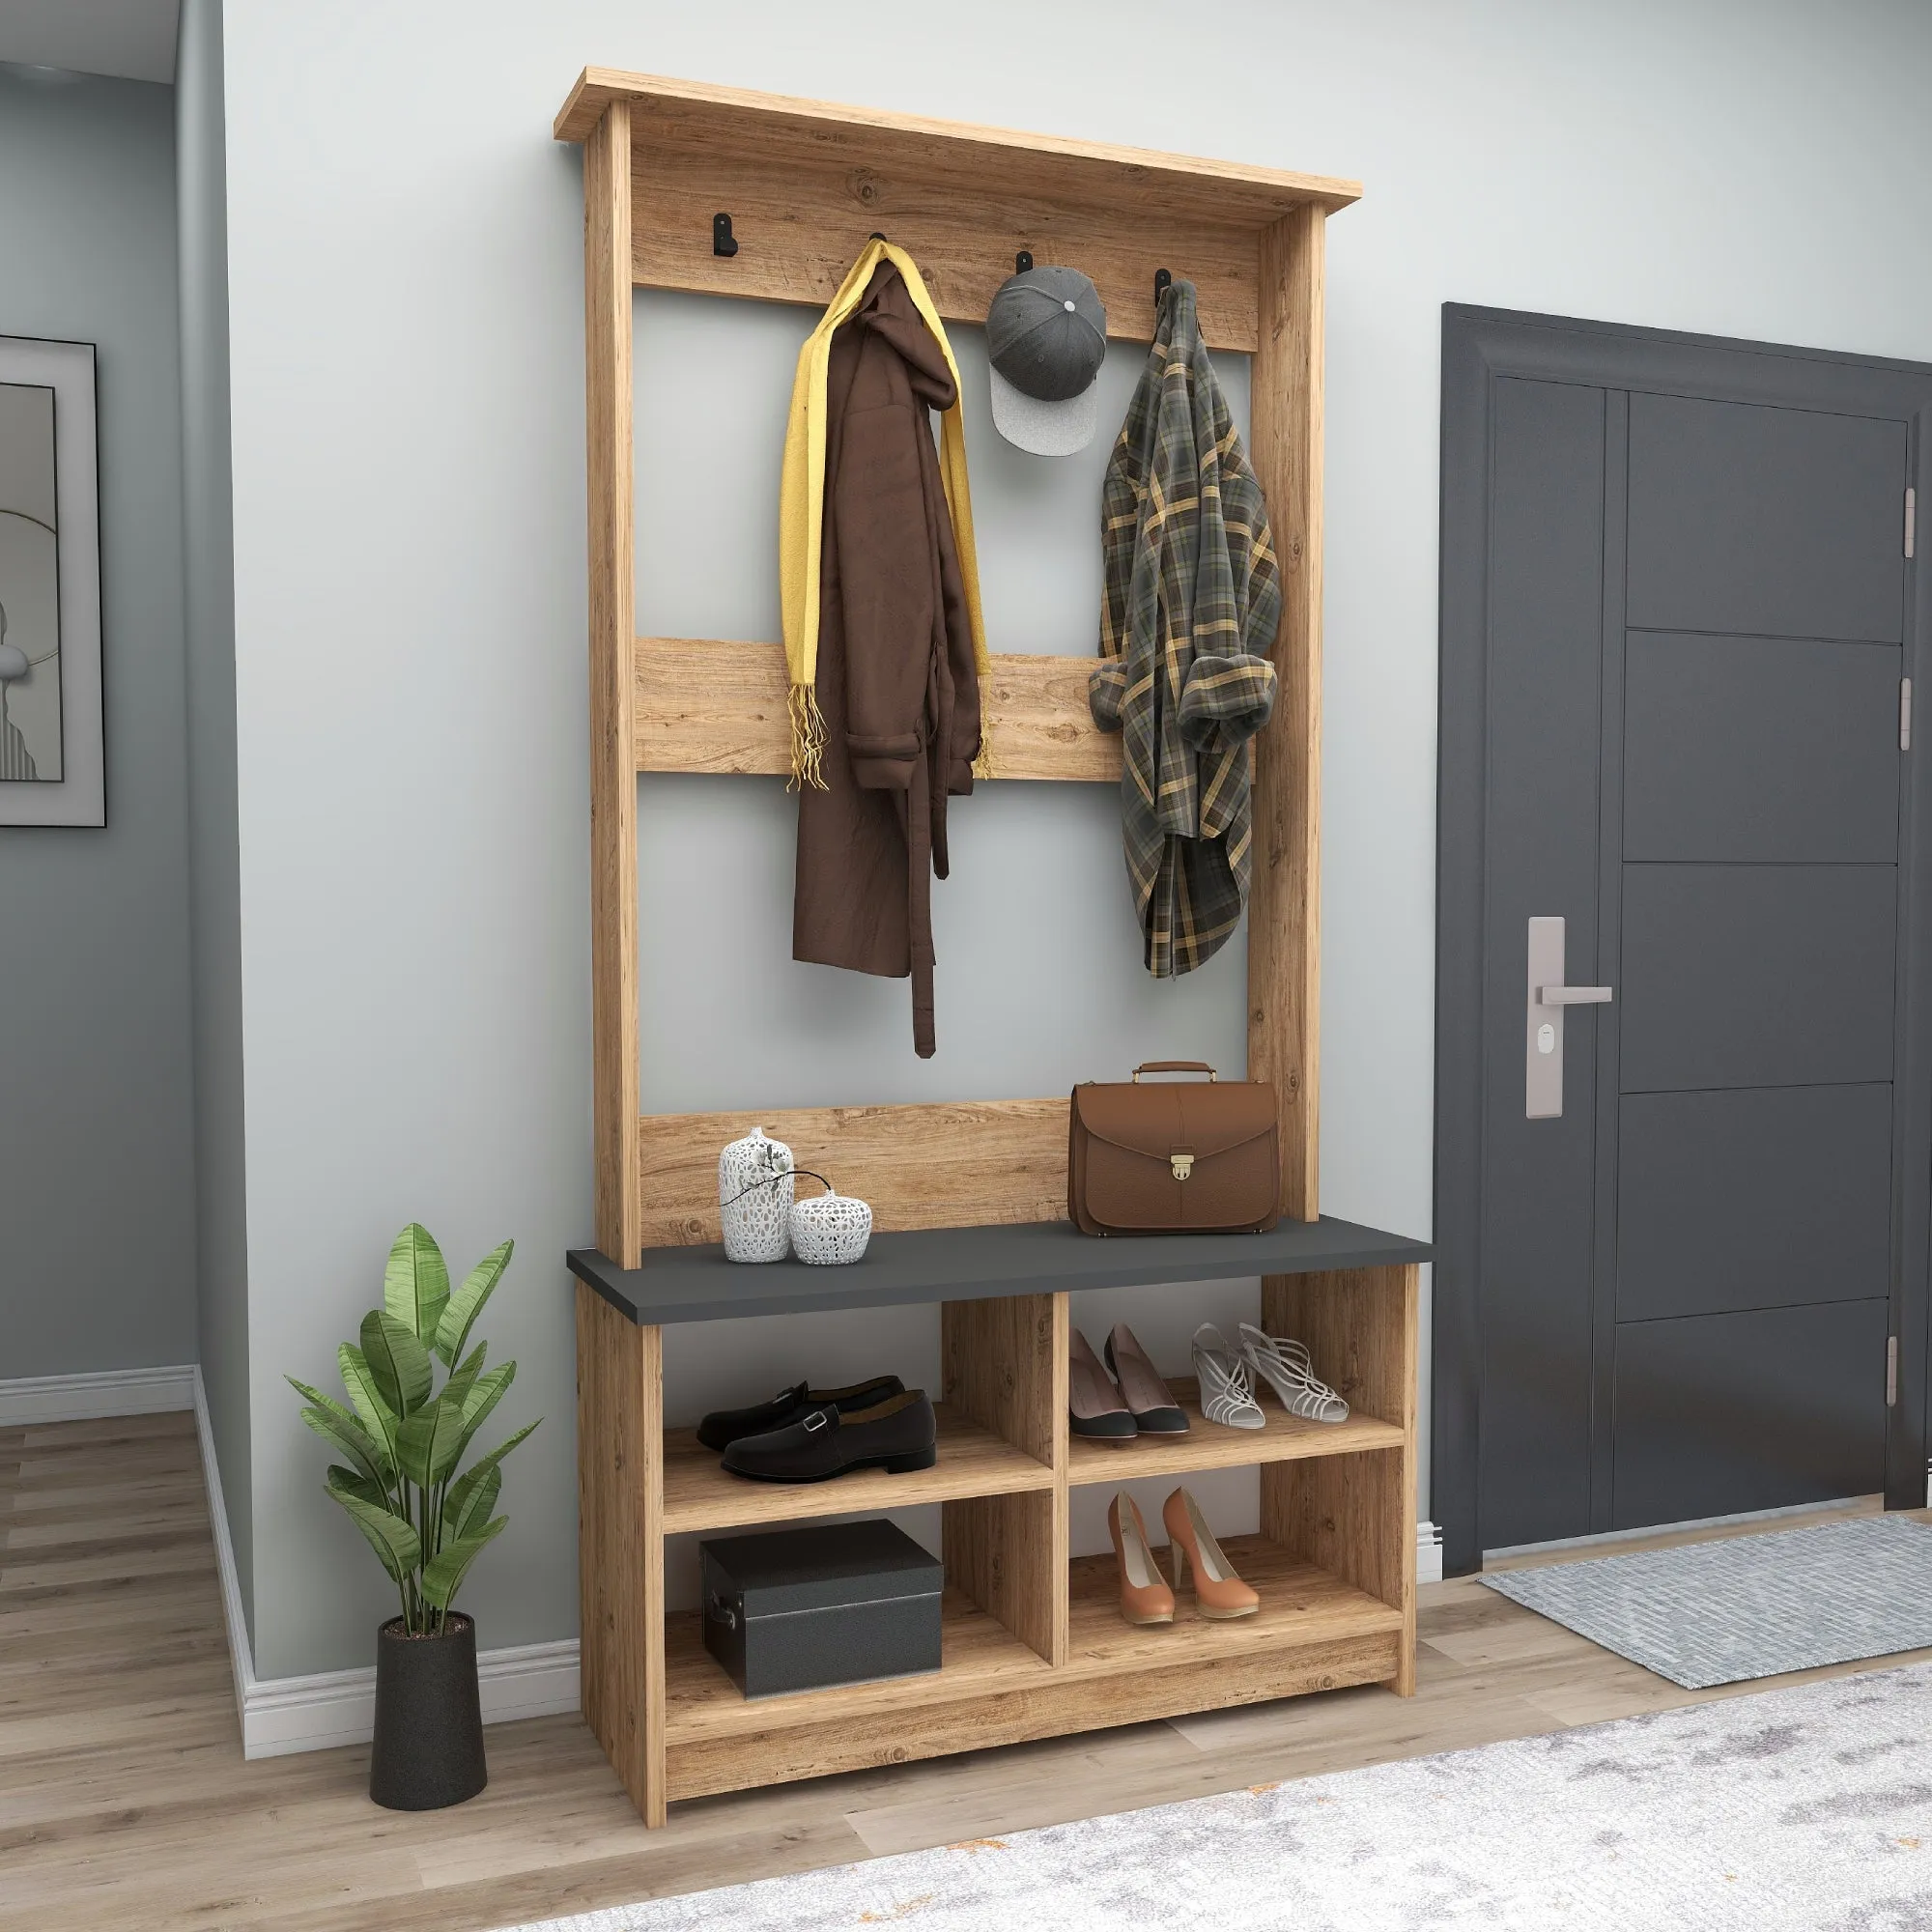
[1107,1492,1176,1625]
[1162,1487,1260,1619]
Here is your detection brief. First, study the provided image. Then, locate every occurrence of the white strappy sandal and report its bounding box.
[1237,1322,1350,1423]
[1191,1324,1264,1430]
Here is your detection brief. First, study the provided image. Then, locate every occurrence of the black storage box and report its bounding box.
[699,1519,944,1699]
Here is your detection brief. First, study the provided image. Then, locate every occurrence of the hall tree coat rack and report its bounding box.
[555,68,1427,1829]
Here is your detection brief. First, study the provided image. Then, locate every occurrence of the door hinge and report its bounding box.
[1903,678,1914,752]
[1888,1334,1899,1406]
[1908,487,1918,559]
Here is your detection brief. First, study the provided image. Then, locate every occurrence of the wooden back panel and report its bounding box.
[638,1098,1068,1250]
[555,69,1359,355]
[637,639,1122,782]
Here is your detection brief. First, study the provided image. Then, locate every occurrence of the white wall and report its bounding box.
[0,64,196,1379]
[216,0,1932,1675]
[176,0,253,1635]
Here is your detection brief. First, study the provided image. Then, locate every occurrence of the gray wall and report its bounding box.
[176,0,252,1634]
[0,65,196,1379]
[213,0,1932,1676]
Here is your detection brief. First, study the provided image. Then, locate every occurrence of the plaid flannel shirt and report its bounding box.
[1091,280,1280,978]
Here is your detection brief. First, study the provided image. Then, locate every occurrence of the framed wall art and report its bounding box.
[0,335,103,827]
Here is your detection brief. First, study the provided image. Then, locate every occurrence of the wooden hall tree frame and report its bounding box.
[557,70,1414,1831]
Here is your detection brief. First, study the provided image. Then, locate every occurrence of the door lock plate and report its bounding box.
[1524,918,1611,1119]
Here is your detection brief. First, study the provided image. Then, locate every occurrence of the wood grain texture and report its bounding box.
[636,1098,1068,1249]
[583,101,641,1265]
[553,71,1359,355]
[941,1492,1063,1668]
[666,1630,1397,1804]
[660,1405,1050,1536]
[941,1293,1068,1663]
[636,638,1122,782]
[1246,205,1326,1223]
[660,1544,1399,1801]
[554,71,1360,213]
[1262,1264,1419,1693]
[1263,1264,1417,1428]
[941,1293,1064,1466]
[662,1583,1046,1744]
[577,1284,666,1825]
[10,1421,1918,1929]
[1065,1536,1401,1670]
[1065,1377,1404,1485]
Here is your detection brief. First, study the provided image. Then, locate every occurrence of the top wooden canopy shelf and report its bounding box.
[554,69,1361,353]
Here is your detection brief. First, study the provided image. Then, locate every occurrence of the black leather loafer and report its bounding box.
[722,1389,938,1483]
[696,1376,905,1452]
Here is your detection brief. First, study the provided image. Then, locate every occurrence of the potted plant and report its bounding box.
[288,1223,539,1809]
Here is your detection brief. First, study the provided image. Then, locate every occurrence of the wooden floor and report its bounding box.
[5,1412,1925,1931]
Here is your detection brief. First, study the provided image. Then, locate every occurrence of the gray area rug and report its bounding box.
[500,1661,1932,1931]
[1481,1514,1932,1690]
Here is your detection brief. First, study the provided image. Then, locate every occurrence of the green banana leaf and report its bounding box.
[421,1516,507,1611]
[297,1401,387,1491]
[440,1342,488,1415]
[450,1361,516,1462]
[451,1418,540,1497]
[288,1376,372,1445]
[325,1463,391,1514]
[359,1309,433,1417]
[441,1463,500,1545]
[384,1222,450,1343]
[335,1344,400,1473]
[440,1420,539,1550]
[397,1387,471,1490]
[329,1487,423,1585]
[434,1238,513,1369]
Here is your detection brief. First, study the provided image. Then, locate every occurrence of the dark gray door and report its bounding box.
[1435,309,1932,1571]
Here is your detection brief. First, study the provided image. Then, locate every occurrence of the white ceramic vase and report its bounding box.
[789,1187,872,1266]
[718,1127,794,1264]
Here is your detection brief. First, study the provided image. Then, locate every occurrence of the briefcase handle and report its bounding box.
[1130,1062,1218,1082]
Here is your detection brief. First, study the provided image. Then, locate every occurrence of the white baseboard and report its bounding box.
[0,1363,197,1424]
[189,1367,254,1724]
[8,1363,593,1755]
[242,1638,582,1758]
[1416,1520,1445,1586]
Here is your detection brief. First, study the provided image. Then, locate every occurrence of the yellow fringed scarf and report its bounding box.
[778,239,989,788]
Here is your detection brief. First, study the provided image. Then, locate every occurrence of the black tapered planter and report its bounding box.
[369,1613,487,1810]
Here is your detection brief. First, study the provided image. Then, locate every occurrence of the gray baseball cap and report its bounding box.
[985,265,1108,457]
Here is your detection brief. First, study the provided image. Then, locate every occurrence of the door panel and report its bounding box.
[1612,1299,1889,1527]
[1615,1084,1893,1321]
[1476,377,1605,1552]
[1619,863,1897,1092]
[1438,308,1928,1576]
[1627,392,1905,641]
[1623,634,1903,864]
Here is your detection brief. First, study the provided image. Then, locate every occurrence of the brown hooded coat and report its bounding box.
[792,263,981,1058]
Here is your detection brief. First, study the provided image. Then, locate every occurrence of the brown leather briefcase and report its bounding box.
[1066,1063,1281,1236]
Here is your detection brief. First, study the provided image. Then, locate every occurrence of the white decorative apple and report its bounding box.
[789,1186,872,1266]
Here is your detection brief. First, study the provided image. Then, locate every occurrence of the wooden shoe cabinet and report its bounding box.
[554,69,1426,1827]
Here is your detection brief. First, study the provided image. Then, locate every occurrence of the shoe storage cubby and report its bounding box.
[577,1245,1420,1819]
[558,69,1423,1827]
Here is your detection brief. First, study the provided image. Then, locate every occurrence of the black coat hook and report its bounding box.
[870,231,888,242]
[712,213,739,259]
[1015,249,1034,273]
[1154,268,1173,309]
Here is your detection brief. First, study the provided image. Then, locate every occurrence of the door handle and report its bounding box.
[1526,917,1608,1119]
